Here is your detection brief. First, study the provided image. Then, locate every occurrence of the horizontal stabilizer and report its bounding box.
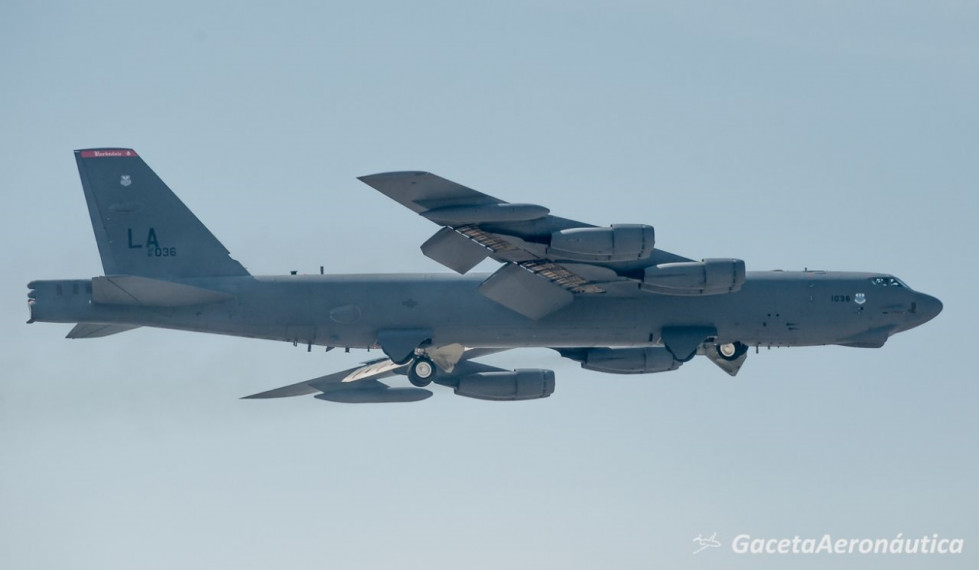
[67,323,141,339]
[93,275,233,307]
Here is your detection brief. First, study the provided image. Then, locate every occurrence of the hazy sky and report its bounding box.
[1,2,975,569]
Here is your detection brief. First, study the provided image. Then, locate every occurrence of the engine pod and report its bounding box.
[548,224,655,262]
[641,258,745,295]
[454,369,555,401]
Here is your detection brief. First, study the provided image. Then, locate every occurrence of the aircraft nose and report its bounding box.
[913,292,943,324]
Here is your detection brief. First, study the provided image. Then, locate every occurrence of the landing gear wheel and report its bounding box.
[716,341,748,361]
[408,357,435,387]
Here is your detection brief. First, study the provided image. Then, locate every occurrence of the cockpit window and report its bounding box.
[869,276,905,288]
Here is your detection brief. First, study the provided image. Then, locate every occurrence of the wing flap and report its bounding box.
[420,227,490,274]
[478,263,574,319]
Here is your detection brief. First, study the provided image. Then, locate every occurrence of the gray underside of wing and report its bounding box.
[359,171,693,319]
[241,359,411,400]
[357,171,691,265]
[357,171,502,214]
[243,348,511,403]
[67,323,141,339]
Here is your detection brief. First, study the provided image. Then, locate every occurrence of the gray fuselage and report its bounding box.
[27,270,941,351]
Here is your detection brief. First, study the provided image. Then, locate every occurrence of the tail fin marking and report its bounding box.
[75,148,250,279]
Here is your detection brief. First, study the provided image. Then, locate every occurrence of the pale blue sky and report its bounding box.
[1,2,975,569]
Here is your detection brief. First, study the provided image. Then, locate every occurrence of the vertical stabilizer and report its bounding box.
[75,148,249,279]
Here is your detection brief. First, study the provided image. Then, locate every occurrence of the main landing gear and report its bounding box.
[408,356,436,387]
[716,341,748,361]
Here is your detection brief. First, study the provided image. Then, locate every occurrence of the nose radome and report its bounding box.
[914,293,943,323]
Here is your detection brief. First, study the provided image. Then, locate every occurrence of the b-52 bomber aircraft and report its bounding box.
[27,149,942,403]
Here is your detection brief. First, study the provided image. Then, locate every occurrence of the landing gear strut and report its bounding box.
[408,356,436,387]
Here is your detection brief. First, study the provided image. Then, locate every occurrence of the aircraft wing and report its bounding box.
[242,348,512,403]
[241,357,429,403]
[359,171,695,319]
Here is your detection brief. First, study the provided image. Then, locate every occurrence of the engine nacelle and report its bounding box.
[569,347,682,374]
[641,258,745,295]
[548,224,655,262]
[454,369,555,401]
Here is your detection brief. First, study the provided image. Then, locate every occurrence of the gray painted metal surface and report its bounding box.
[27,149,943,403]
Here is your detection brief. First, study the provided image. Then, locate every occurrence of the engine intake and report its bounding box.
[548,224,655,262]
[454,369,555,401]
[564,347,683,374]
[641,258,745,295]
